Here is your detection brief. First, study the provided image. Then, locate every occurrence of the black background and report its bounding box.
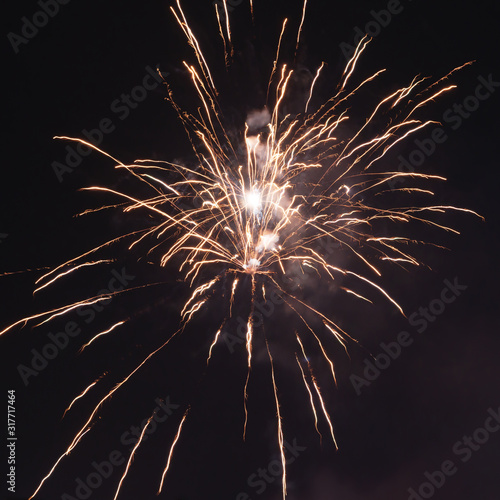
[2,1,500,499]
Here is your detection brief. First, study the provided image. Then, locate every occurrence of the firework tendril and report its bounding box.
[1,1,482,499]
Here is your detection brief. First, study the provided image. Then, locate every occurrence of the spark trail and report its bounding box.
[1,1,482,499]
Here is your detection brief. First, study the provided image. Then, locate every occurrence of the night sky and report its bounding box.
[2,1,500,499]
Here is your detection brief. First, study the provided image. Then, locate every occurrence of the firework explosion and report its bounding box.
[1,1,482,498]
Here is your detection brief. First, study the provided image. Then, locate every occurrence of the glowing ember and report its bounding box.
[244,188,263,214]
[244,258,261,272]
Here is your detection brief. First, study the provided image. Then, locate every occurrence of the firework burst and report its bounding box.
[1,1,482,498]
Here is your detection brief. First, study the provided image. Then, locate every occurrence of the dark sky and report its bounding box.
[2,1,500,500]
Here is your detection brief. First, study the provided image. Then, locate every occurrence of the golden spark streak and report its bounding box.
[295,350,321,441]
[171,0,217,94]
[28,428,93,500]
[33,226,139,287]
[222,0,233,57]
[295,0,308,53]
[305,62,325,113]
[158,409,190,494]
[341,35,370,89]
[33,260,113,294]
[215,3,230,67]
[312,376,337,449]
[207,328,222,365]
[113,413,155,500]
[267,18,288,103]
[1,295,112,336]
[267,341,287,500]
[230,276,239,315]
[53,136,125,165]
[181,277,218,317]
[80,321,126,352]
[345,270,405,316]
[296,335,337,448]
[243,275,256,439]
[62,380,99,418]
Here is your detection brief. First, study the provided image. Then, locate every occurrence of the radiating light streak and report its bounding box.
[267,340,287,500]
[62,379,99,418]
[158,409,190,494]
[113,413,155,500]
[80,321,126,352]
